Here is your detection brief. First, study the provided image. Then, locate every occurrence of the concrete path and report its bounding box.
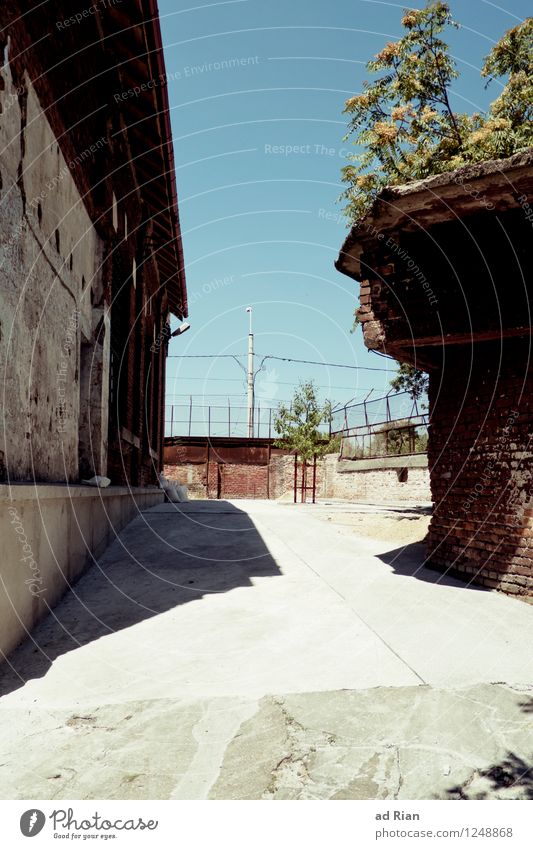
[0,500,532,799]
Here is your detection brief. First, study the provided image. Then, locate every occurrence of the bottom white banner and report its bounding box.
[1,799,531,847]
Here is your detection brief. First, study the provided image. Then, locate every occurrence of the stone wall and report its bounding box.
[268,455,296,500]
[267,455,325,501]
[427,341,533,601]
[323,454,430,504]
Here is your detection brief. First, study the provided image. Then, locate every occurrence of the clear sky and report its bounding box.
[158,0,530,436]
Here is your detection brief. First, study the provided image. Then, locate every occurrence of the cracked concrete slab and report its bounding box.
[0,685,530,800]
[209,683,533,800]
[0,500,532,800]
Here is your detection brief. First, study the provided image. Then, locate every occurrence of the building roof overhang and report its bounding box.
[335,148,533,283]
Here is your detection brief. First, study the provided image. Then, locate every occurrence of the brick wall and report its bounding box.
[164,462,206,498]
[165,453,430,504]
[268,455,326,501]
[164,461,269,499]
[164,454,322,501]
[219,464,268,499]
[268,455,296,500]
[427,341,533,601]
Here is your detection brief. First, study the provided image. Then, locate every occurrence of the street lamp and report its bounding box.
[170,321,190,338]
[246,307,254,438]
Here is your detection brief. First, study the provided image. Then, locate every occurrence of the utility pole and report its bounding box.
[246,306,254,438]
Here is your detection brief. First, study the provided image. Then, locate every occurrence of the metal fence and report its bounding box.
[330,390,425,434]
[331,391,429,460]
[164,390,429,450]
[165,401,331,439]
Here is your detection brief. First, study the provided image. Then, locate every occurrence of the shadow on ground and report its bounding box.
[378,542,487,592]
[446,700,533,800]
[0,501,280,696]
[446,753,533,800]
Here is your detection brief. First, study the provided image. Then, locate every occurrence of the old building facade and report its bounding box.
[336,151,533,600]
[0,0,188,657]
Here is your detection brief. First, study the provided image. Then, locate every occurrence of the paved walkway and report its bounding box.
[0,500,532,799]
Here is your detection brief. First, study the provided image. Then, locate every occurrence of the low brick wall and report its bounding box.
[322,454,431,504]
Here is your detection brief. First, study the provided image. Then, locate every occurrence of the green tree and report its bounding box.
[475,17,533,159]
[274,381,332,461]
[341,3,533,221]
[274,381,332,498]
[390,363,429,401]
[324,432,342,455]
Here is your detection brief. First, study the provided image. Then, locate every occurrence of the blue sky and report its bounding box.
[158,0,530,436]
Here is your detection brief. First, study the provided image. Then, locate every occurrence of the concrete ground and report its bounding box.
[0,499,531,800]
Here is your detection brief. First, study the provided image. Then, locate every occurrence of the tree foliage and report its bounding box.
[341,3,533,221]
[390,363,429,401]
[373,420,428,455]
[274,381,332,462]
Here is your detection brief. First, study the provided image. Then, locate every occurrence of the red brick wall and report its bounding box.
[427,341,533,601]
[219,464,268,499]
[164,462,206,498]
[164,461,268,499]
[164,454,320,500]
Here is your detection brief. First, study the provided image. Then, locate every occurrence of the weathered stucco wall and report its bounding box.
[0,58,104,483]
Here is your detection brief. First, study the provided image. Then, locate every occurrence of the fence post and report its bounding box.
[257,404,261,438]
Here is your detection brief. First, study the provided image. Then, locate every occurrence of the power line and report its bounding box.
[166,386,377,396]
[258,355,391,371]
[166,376,378,389]
[168,354,245,359]
[168,353,392,372]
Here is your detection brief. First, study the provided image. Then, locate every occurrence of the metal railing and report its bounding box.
[164,401,332,440]
[331,391,429,460]
[164,391,429,448]
[340,418,429,460]
[330,390,426,435]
